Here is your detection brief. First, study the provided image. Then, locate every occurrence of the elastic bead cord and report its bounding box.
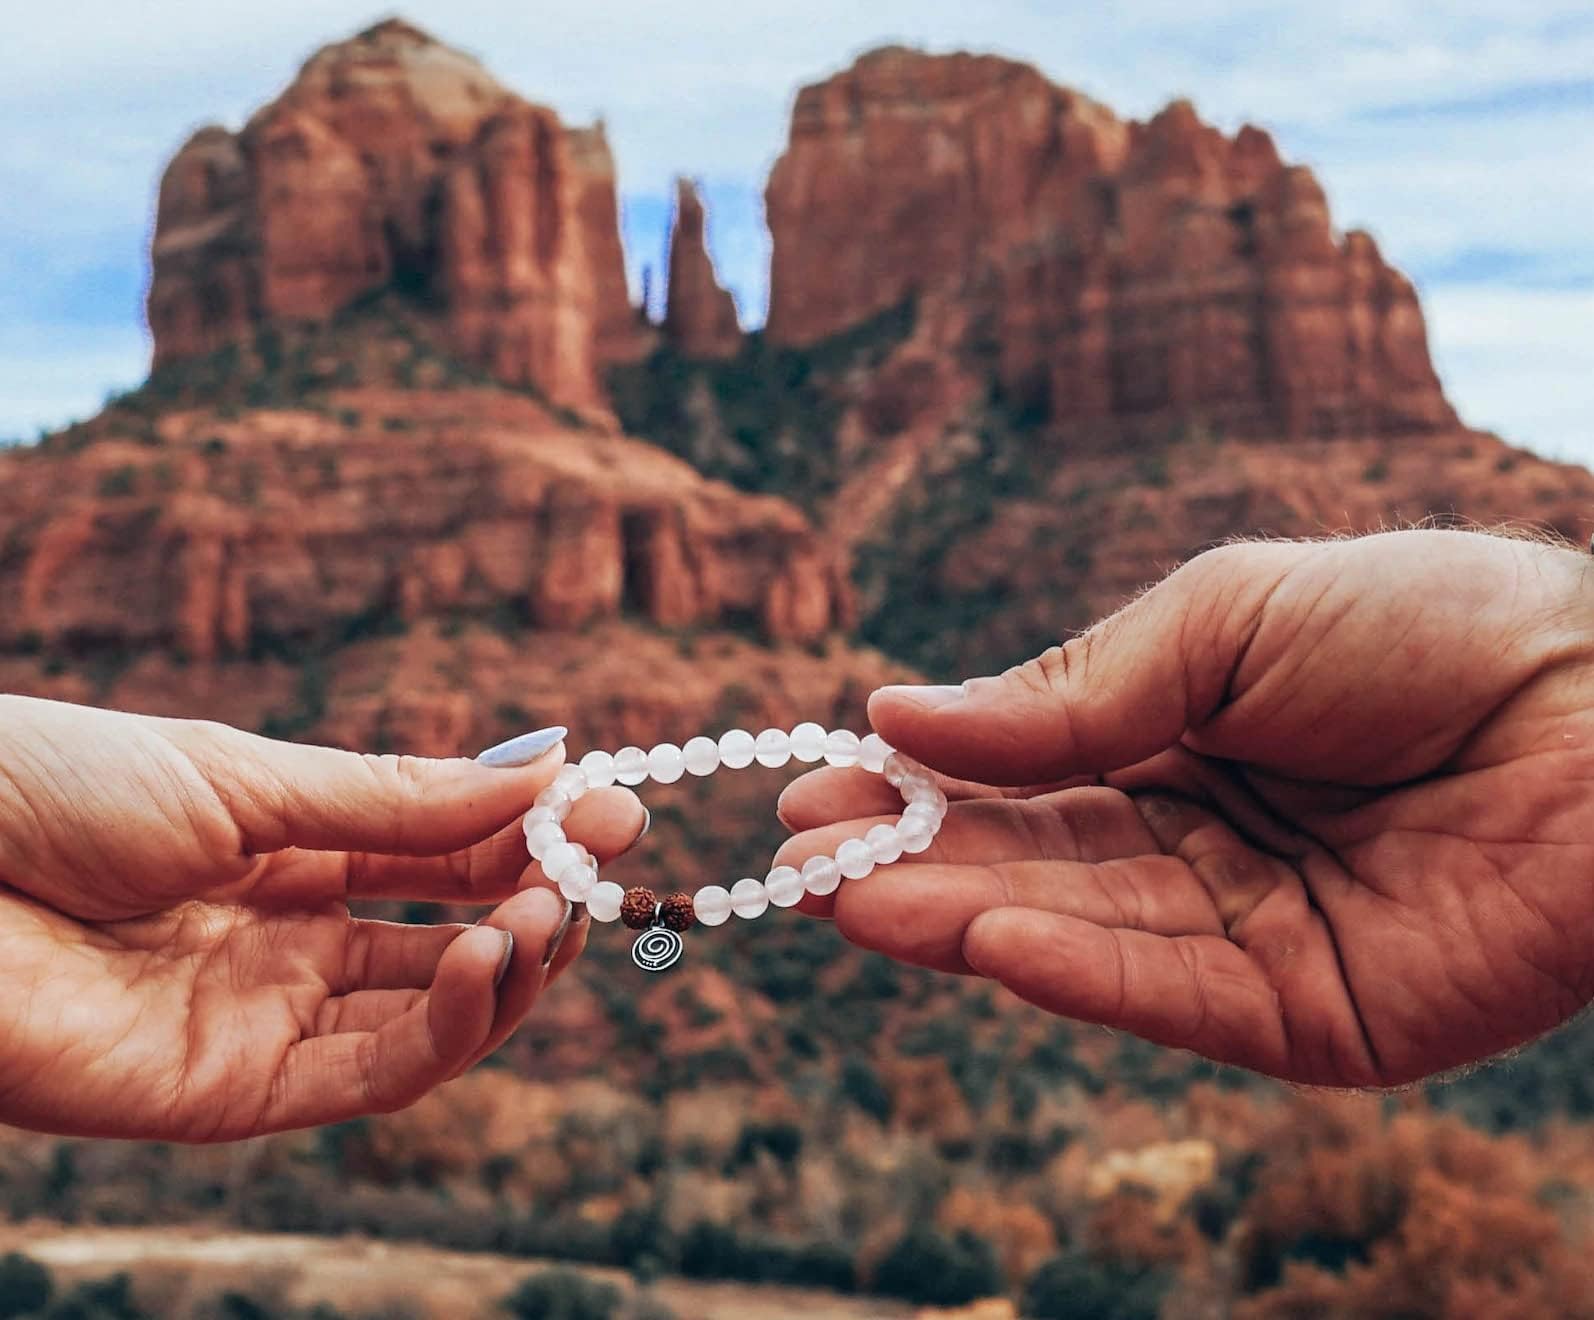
[522,727,947,968]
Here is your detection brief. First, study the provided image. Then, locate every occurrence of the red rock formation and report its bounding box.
[764,47,1455,440]
[662,179,743,359]
[0,387,851,664]
[147,20,640,412]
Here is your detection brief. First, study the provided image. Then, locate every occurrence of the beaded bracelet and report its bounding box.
[520,725,948,971]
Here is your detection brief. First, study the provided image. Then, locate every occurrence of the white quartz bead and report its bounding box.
[578,749,617,789]
[765,865,805,907]
[539,840,582,882]
[801,854,843,896]
[897,815,936,854]
[694,884,733,927]
[755,728,792,768]
[524,821,566,861]
[648,742,686,784]
[683,735,721,776]
[823,729,862,767]
[836,837,875,880]
[532,787,572,821]
[866,823,903,865]
[613,746,649,786]
[718,728,757,770]
[859,733,892,773]
[587,880,625,923]
[789,722,827,763]
[730,877,769,919]
[882,753,911,786]
[552,764,589,799]
[558,864,597,903]
[522,805,562,837]
[901,801,943,831]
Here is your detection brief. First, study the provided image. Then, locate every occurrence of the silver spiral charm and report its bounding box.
[632,926,683,973]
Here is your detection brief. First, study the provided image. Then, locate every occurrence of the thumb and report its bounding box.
[161,720,569,856]
[869,543,1304,785]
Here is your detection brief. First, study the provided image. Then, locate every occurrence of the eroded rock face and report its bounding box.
[764,47,1455,440]
[147,19,640,412]
[662,179,743,360]
[0,390,851,663]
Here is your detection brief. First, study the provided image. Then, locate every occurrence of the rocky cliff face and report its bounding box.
[663,179,743,359]
[764,47,1455,441]
[1,384,851,667]
[147,19,642,414]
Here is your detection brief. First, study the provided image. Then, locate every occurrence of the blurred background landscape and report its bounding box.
[2,7,1594,1318]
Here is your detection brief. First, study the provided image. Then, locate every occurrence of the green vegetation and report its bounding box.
[872,1228,1002,1307]
[1022,1251,1170,1320]
[607,300,916,514]
[501,1269,620,1320]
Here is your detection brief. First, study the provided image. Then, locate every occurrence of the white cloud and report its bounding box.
[1425,285,1594,466]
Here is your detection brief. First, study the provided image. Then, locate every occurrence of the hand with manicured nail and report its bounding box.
[779,530,1594,1088]
[0,696,645,1139]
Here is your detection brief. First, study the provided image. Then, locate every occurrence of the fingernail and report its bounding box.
[879,684,965,710]
[542,900,574,968]
[476,726,567,767]
[633,806,652,845]
[493,930,515,987]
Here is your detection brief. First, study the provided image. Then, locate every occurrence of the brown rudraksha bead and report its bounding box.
[658,892,696,932]
[620,886,659,930]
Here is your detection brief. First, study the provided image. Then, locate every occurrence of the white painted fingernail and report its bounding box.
[476,726,567,767]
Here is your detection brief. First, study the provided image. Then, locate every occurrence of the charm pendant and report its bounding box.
[632,924,684,972]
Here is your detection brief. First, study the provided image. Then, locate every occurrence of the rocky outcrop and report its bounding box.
[0,389,851,664]
[147,20,641,412]
[662,179,742,359]
[764,47,1455,440]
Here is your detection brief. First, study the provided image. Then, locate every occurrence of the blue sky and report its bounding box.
[2,1,1591,466]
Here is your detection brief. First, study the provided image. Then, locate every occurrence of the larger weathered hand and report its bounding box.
[0,697,644,1139]
[779,530,1594,1087]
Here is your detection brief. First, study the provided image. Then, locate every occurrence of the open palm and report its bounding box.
[779,531,1594,1086]
[0,698,644,1138]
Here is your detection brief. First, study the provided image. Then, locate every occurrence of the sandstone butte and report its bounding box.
[764,45,1456,444]
[146,18,648,417]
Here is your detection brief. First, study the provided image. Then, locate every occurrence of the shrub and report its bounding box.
[501,1268,621,1320]
[0,1252,53,1318]
[871,1228,1002,1307]
[1023,1250,1171,1320]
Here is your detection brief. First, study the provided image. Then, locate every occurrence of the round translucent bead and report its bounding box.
[558,864,597,903]
[801,854,842,896]
[532,787,572,821]
[765,865,805,907]
[882,753,911,786]
[789,722,827,763]
[718,728,756,770]
[730,877,769,919]
[587,880,625,923]
[613,746,649,786]
[648,742,685,784]
[522,805,562,834]
[859,733,892,773]
[901,802,942,831]
[823,729,862,767]
[836,838,875,880]
[524,821,566,860]
[578,749,617,789]
[898,815,936,854]
[539,839,582,880]
[866,823,903,865]
[552,765,589,799]
[694,885,733,927]
[754,728,792,768]
[683,735,721,777]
